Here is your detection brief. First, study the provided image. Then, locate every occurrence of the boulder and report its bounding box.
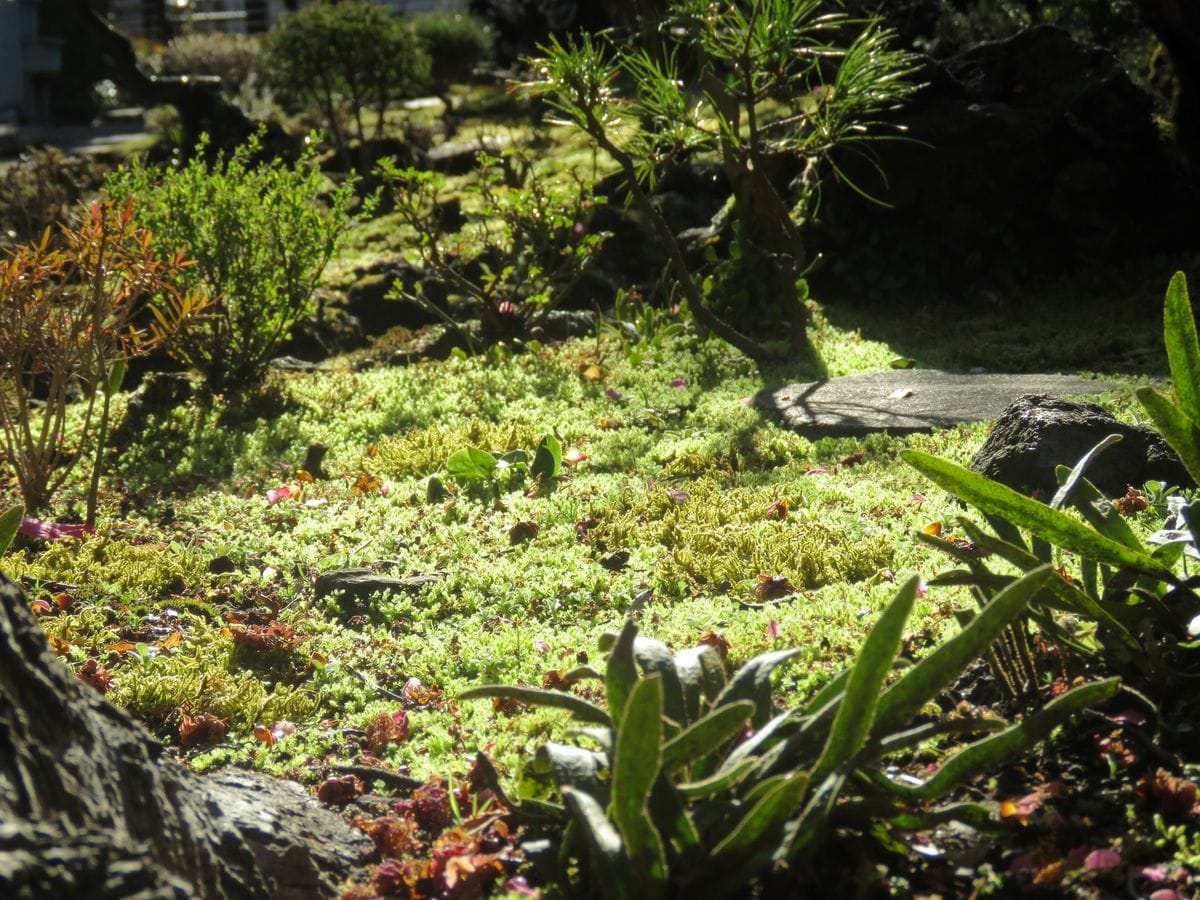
[314,568,445,614]
[968,393,1193,498]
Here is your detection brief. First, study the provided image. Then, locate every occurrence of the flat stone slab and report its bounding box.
[755,370,1115,437]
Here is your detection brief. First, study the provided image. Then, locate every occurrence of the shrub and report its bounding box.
[412,11,494,92]
[380,151,607,345]
[260,1,430,169]
[462,570,1117,895]
[0,147,110,248]
[0,200,196,520]
[155,31,261,91]
[105,132,357,393]
[521,0,919,360]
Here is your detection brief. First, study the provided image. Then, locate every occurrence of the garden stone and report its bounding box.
[755,370,1113,438]
[968,394,1193,498]
[427,135,512,174]
[314,568,445,612]
[269,356,321,373]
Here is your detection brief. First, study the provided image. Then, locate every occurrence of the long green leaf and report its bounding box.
[631,635,687,726]
[606,620,639,729]
[1055,466,1142,550]
[677,758,756,799]
[535,743,610,805]
[712,769,810,859]
[777,772,844,862]
[1164,271,1200,423]
[0,505,24,556]
[891,678,1119,801]
[812,577,918,781]
[672,644,725,725]
[902,450,1175,581]
[610,676,667,896]
[714,648,801,727]
[661,700,755,773]
[459,685,610,724]
[1136,386,1200,487]
[562,786,637,900]
[1049,433,1123,510]
[956,521,1140,657]
[872,567,1054,736]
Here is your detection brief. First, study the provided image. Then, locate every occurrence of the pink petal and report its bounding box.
[767,619,781,640]
[1134,865,1170,883]
[804,466,829,476]
[502,877,539,898]
[1150,892,1187,900]
[605,388,624,401]
[1084,848,1122,871]
[19,518,95,541]
[667,490,689,503]
[739,396,753,406]
[265,485,294,506]
[669,378,689,389]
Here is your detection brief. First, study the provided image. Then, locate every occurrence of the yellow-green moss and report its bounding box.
[372,419,545,478]
[3,533,208,599]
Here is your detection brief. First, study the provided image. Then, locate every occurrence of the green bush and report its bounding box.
[155,32,261,91]
[463,570,1117,896]
[104,132,357,393]
[261,0,430,168]
[412,11,494,91]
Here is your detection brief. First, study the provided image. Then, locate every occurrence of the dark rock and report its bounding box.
[314,568,445,612]
[810,25,1199,302]
[528,310,596,342]
[386,324,476,366]
[968,393,1193,498]
[208,555,236,575]
[302,443,330,480]
[269,356,321,373]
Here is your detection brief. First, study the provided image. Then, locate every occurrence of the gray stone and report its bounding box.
[755,369,1115,437]
[314,568,445,612]
[969,394,1192,498]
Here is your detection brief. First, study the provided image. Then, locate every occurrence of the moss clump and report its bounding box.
[4,533,208,599]
[110,620,315,733]
[590,477,892,599]
[372,420,545,478]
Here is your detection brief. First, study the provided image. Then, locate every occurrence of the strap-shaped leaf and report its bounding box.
[0,505,24,556]
[872,567,1053,737]
[535,743,610,805]
[1054,466,1142,550]
[631,635,687,726]
[606,620,639,729]
[890,678,1119,801]
[811,576,919,781]
[1164,272,1200,423]
[902,450,1175,581]
[1049,434,1123,510]
[562,786,638,900]
[677,758,756,799]
[1136,386,1200,487]
[722,708,798,772]
[777,771,844,863]
[957,521,1141,657]
[672,644,725,725]
[661,700,755,773]
[610,676,668,896]
[459,685,610,724]
[712,769,810,859]
[713,647,801,727]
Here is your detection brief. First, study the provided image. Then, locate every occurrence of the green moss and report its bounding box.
[110,621,315,733]
[3,533,208,599]
[589,477,893,599]
[372,419,547,478]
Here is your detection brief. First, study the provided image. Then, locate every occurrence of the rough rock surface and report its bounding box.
[968,393,1193,497]
[755,370,1114,437]
[315,568,445,613]
[0,575,372,899]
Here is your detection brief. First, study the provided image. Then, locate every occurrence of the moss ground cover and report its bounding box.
[2,73,1196,892]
